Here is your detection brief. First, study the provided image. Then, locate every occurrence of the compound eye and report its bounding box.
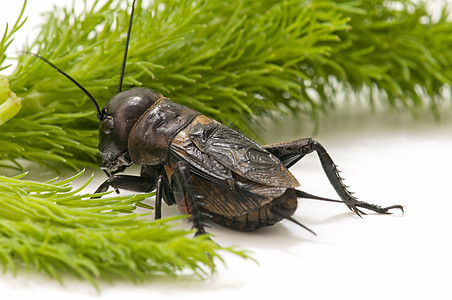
[100,116,115,134]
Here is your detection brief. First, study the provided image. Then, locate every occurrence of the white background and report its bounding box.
[1,1,452,299]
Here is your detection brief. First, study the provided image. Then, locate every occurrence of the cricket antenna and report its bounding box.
[118,0,137,93]
[27,52,104,121]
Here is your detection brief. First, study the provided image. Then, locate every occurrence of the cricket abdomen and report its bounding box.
[208,188,298,231]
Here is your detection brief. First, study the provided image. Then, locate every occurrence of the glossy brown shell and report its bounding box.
[169,115,299,217]
[128,98,200,165]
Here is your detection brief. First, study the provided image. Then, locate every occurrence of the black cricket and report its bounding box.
[32,0,403,236]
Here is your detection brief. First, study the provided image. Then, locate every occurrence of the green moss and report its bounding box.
[0,171,249,288]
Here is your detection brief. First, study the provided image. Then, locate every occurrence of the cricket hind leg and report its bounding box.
[295,190,403,216]
[263,138,404,216]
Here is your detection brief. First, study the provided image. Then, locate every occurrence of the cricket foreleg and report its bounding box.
[94,174,155,194]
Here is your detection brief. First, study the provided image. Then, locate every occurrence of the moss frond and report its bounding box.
[0,170,248,287]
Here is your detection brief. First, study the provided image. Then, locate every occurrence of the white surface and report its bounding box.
[1,1,452,299]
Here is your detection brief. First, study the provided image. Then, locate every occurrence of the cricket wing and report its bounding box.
[188,116,299,188]
[168,115,298,216]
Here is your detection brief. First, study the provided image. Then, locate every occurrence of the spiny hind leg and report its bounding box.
[263,138,404,216]
[295,190,403,216]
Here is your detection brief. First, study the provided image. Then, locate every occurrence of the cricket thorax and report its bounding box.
[128,98,200,166]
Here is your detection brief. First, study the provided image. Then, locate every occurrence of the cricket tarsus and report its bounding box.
[295,190,404,217]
